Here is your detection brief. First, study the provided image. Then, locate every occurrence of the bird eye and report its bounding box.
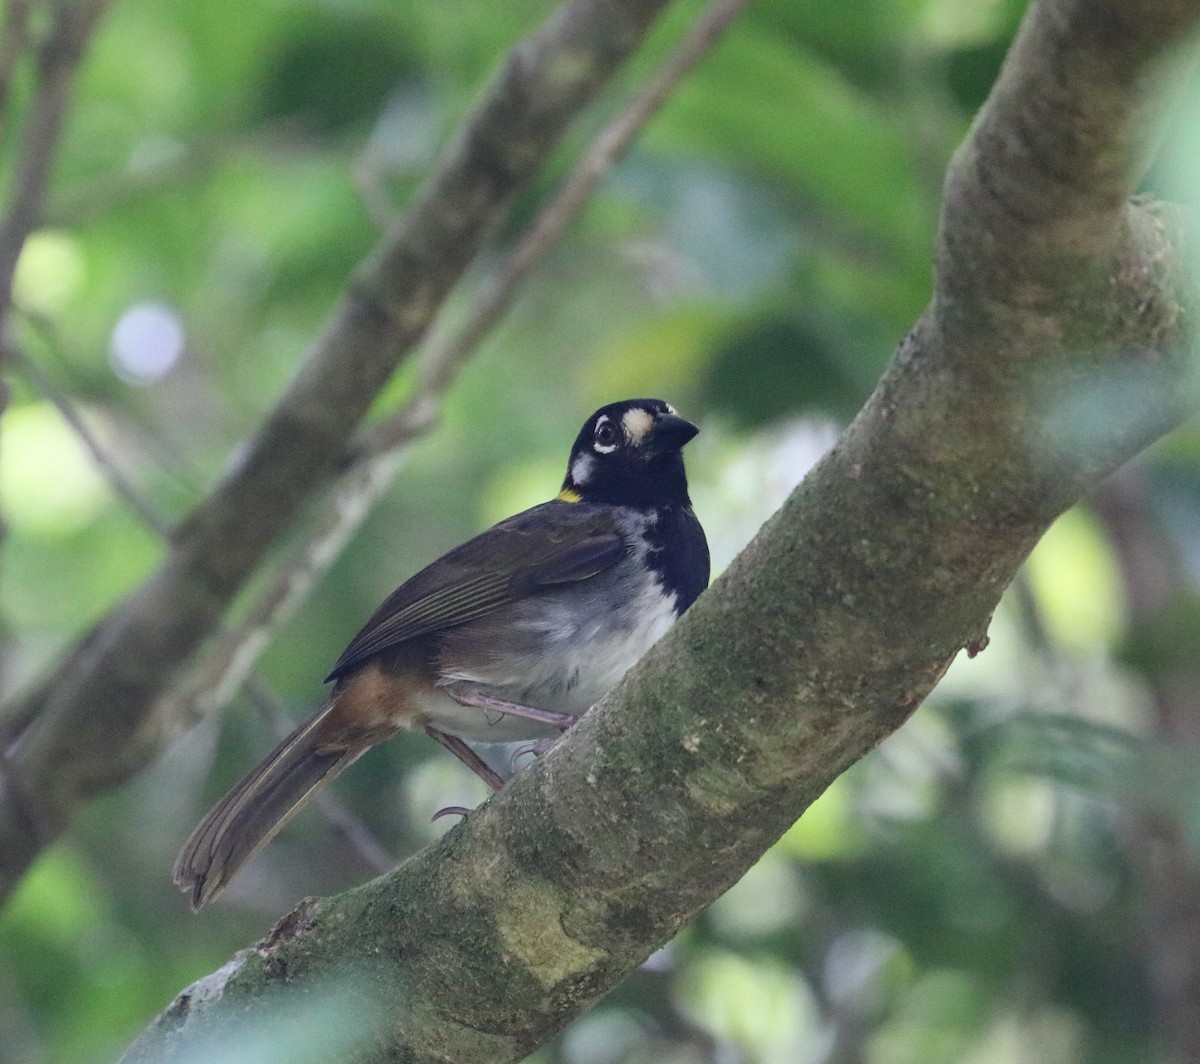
[593,420,620,450]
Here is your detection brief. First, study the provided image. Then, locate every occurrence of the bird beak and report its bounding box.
[649,412,700,453]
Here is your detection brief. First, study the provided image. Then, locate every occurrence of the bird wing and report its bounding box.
[325,501,627,682]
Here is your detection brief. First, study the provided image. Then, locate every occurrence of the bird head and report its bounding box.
[558,399,699,508]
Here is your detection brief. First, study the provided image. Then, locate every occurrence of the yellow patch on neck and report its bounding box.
[556,487,581,503]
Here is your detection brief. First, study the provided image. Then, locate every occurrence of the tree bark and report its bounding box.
[122,0,1200,1061]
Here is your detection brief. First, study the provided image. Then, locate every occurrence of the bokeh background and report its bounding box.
[3,0,1200,1062]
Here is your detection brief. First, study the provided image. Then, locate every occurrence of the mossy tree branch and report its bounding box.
[123,0,1200,1062]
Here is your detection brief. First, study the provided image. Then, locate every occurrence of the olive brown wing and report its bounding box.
[325,501,628,682]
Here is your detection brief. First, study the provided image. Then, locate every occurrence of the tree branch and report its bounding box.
[0,0,674,900]
[0,0,32,141]
[5,337,173,537]
[0,0,109,846]
[0,0,108,320]
[0,0,108,694]
[122,0,1200,1061]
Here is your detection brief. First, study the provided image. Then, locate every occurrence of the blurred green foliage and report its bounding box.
[2,0,1199,1062]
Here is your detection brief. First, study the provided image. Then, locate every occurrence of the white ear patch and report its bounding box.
[571,453,595,484]
[622,408,654,444]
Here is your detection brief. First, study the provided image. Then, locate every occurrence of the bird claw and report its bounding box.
[431,728,577,820]
[513,738,557,764]
[431,805,473,823]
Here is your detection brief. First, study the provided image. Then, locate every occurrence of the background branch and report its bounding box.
[0,0,32,138]
[0,0,109,838]
[123,0,1200,1061]
[0,0,108,320]
[352,0,754,462]
[6,338,172,537]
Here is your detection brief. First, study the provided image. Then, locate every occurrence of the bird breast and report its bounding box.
[427,563,680,742]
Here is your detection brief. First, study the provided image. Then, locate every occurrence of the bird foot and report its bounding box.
[513,737,558,764]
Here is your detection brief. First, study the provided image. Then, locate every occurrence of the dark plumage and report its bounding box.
[174,399,708,908]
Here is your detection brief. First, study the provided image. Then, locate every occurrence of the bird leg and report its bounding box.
[424,726,506,790]
[425,726,514,823]
[425,697,576,822]
[444,688,577,730]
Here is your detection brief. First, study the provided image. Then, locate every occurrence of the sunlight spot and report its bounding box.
[109,301,185,384]
[14,231,86,316]
[0,403,107,533]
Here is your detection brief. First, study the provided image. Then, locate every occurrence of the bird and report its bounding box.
[173,398,709,909]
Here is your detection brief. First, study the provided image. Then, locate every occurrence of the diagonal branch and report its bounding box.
[5,338,173,537]
[0,0,676,901]
[122,0,1200,1061]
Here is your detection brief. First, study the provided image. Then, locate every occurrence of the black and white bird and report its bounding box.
[174,398,709,908]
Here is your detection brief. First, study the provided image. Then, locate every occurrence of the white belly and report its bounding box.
[426,573,679,742]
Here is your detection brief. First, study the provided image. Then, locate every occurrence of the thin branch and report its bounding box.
[43,118,315,228]
[0,0,32,139]
[0,0,108,319]
[5,339,173,537]
[0,0,107,732]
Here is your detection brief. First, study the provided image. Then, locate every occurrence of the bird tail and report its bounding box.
[173,696,366,910]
